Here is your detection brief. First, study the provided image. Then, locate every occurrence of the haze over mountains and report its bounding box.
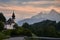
[18,9,60,26]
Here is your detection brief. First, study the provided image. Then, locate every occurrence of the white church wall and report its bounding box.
[4,24,14,29]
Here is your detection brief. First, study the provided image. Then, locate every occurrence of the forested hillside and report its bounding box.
[22,20,60,38]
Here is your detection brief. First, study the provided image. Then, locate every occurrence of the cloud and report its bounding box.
[0,0,60,8]
[0,0,54,2]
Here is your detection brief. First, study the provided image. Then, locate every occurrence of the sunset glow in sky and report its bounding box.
[0,0,60,21]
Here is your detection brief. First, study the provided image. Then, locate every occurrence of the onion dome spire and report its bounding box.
[12,11,15,19]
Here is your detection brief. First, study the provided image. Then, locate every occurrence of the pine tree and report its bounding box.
[0,12,6,22]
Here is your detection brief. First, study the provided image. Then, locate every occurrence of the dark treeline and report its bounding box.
[22,20,60,38]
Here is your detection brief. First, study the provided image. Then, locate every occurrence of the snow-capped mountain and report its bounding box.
[18,9,60,26]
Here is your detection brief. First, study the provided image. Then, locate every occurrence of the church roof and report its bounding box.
[5,18,15,25]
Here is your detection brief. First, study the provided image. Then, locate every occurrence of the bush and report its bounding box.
[10,27,32,37]
[0,21,4,31]
[0,32,6,40]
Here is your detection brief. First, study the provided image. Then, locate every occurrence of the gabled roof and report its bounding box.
[5,18,15,25]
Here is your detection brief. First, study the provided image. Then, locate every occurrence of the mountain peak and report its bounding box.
[51,9,56,11]
[50,9,58,14]
[38,12,43,15]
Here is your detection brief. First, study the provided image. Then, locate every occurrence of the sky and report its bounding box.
[0,0,60,22]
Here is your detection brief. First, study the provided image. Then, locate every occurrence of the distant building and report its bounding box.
[4,11,15,29]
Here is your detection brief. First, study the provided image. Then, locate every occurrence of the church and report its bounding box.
[4,11,15,29]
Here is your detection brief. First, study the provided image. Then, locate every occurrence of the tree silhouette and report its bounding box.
[0,13,6,22]
[22,22,30,29]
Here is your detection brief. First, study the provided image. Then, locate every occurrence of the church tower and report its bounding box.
[12,11,15,20]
